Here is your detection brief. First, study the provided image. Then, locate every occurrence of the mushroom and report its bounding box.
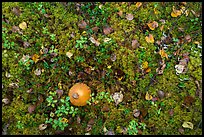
[68,83,91,106]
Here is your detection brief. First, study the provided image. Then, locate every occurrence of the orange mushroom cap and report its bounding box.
[68,83,91,106]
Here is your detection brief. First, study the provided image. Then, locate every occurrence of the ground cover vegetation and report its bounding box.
[2,2,202,135]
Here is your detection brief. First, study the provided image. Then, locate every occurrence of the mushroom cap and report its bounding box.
[68,83,91,106]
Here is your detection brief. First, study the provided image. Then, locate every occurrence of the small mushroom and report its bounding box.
[68,83,91,106]
[39,124,47,130]
[112,92,123,106]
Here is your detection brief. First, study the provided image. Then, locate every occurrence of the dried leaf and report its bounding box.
[126,13,134,21]
[11,26,20,33]
[103,27,113,35]
[19,22,27,30]
[104,38,111,43]
[66,51,73,58]
[175,64,185,74]
[171,6,182,17]
[32,54,40,63]
[56,89,63,98]
[182,122,193,129]
[136,2,142,8]
[39,124,47,130]
[28,105,36,114]
[160,25,164,31]
[78,20,87,29]
[145,92,152,100]
[154,8,159,14]
[34,68,41,76]
[89,37,100,46]
[185,34,191,43]
[147,21,158,30]
[101,105,110,112]
[91,26,99,33]
[145,34,154,43]
[112,92,123,106]
[117,11,123,17]
[2,98,10,105]
[23,41,30,48]
[159,49,168,59]
[12,7,21,16]
[133,109,140,118]
[110,53,117,62]
[36,95,44,106]
[132,39,140,49]
[145,68,151,73]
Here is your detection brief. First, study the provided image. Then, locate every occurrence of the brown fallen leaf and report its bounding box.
[156,59,166,75]
[23,41,30,48]
[131,39,140,49]
[78,20,87,29]
[126,13,134,21]
[12,7,21,16]
[103,26,113,35]
[117,10,123,17]
[147,21,158,30]
[11,26,20,33]
[89,37,100,46]
[145,34,154,43]
[28,104,36,114]
[91,26,99,33]
[184,34,191,43]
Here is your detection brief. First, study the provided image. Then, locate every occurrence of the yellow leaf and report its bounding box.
[145,92,152,100]
[58,81,62,89]
[142,61,149,70]
[171,6,182,17]
[61,118,69,123]
[159,49,168,59]
[145,34,154,43]
[147,21,158,30]
[145,68,151,73]
[107,65,112,69]
[160,25,164,31]
[32,54,40,63]
[136,2,142,8]
[154,7,159,14]
[19,22,27,29]
[182,122,193,129]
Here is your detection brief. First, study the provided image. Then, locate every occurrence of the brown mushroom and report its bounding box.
[68,83,91,106]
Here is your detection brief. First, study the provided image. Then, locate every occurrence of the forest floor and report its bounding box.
[2,2,202,135]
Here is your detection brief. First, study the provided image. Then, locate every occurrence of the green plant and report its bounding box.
[46,91,58,108]
[127,120,146,135]
[16,121,24,129]
[127,120,139,135]
[45,117,68,130]
[2,28,15,50]
[76,56,85,62]
[18,55,34,70]
[75,36,88,49]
